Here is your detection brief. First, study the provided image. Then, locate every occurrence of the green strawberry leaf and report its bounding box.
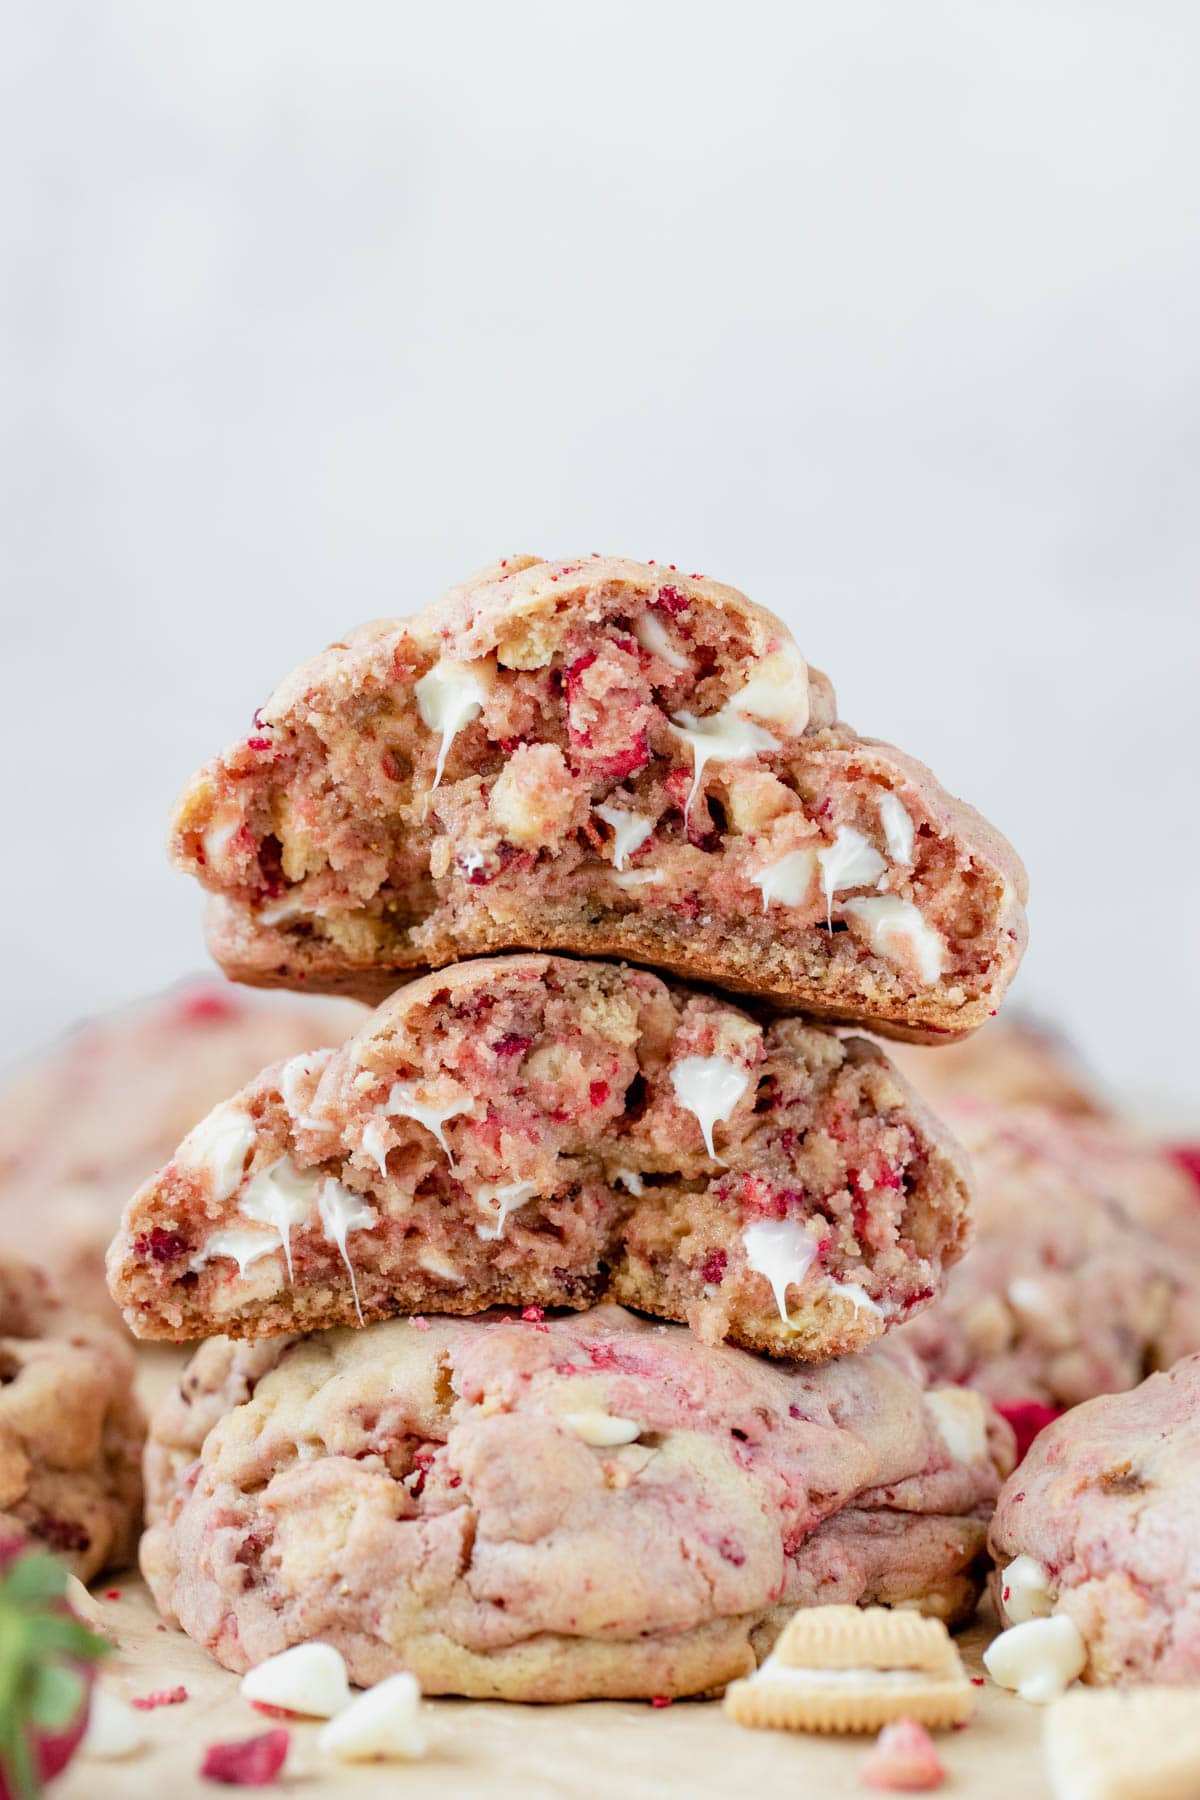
[29,1662,86,1732]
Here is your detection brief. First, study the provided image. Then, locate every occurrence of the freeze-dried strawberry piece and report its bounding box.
[860,1719,946,1791]
[199,1728,289,1786]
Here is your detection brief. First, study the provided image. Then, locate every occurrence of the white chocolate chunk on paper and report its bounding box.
[317,1672,427,1762]
[79,1688,147,1761]
[241,1642,352,1718]
[983,1614,1086,1703]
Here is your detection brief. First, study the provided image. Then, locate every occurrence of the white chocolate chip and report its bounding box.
[473,1179,539,1241]
[415,656,491,792]
[594,804,655,871]
[840,895,947,986]
[190,1227,282,1278]
[926,1387,988,1463]
[983,1615,1086,1703]
[727,644,811,733]
[670,709,780,819]
[417,1248,466,1283]
[238,1158,320,1283]
[177,1103,257,1202]
[1000,1555,1056,1626]
[240,1643,352,1718]
[562,1411,641,1446]
[752,848,817,913]
[670,1055,751,1162]
[385,1080,474,1167]
[613,868,664,888]
[317,1180,377,1325]
[612,1168,645,1196]
[742,1219,819,1325]
[79,1688,147,1760]
[360,1117,391,1177]
[825,1278,884,1319]
[817,826,887,921]
[279,1050,335,1132]
[201,812,242,868]
[634,610,689,670]
[317,1672,427,1763]
[878,792,915,865]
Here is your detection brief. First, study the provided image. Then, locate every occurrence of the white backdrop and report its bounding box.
[2,2,1197,1112]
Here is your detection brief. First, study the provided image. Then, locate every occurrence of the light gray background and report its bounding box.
[2,2,1197,1112]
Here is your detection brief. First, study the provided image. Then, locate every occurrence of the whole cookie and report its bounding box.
[887,1016,1104,1118]
[108,954,971,1359]
[171,554,1027,1039]
[142,1306,1013,1701]
[893,1101,1200,1425]
[0,979,363,1320]
[0,1256,144,1579]
[989,1354,1200,1685]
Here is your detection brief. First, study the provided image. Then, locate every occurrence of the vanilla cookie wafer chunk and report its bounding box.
[724,1605,974,1733]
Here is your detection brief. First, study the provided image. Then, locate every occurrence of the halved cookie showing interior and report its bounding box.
[172,556,1027,1040]
[108,954,971,1356]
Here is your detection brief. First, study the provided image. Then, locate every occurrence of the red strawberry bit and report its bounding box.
[246,736,271,751]
[521,1307,545,1322]
[200,1728,289,1786]
[131,1684,188,1710]
[594,732,650,781]
[860,1718,946,1791]
[650,1695,673,1709]
[996,1400,1063,1462]
[249,1701,293,1719]
[699,1249,727,1285]
[135,1227,190,1265]
[175,986,240,1026]
[970,1676,984,1686]
[589,1081,609,1107]
[653,585,689,615]
[103,1588,121,1600]
[494,1032,533,1058]
[1169,1143,1200,1192]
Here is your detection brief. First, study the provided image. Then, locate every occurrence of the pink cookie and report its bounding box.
[170,555,1027,1041]
[142,1306,1013,1701]
[107,954,970,1358]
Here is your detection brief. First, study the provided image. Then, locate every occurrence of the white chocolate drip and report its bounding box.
[752,848,817,913]
[840,895,946,986]
[190,1227,283,1278]
[473,1179,539,1241]
[178,1103,257,1202]
[415,657,489,792]
[238,1157,320,1283]
[594,804,655,871]
[613,868,664,888]
[279,1050,335,1133]
[926,1387,988,1463]
[385,1080,475,1168]
[817,826,886,926]
[1001,1556,1056,1626]
[670,1055,751,1161]
[670,709,780,819]
[562,1411,641,1447]
[634,610,689,670]
[317,1178,377,1325]
[742,1219,819,1324]
[360,1118,391,1178]
[983,1615,1086,1704]
[878,791,915,865]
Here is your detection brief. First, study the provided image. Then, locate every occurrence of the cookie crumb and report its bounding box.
[861,1719,946,1790]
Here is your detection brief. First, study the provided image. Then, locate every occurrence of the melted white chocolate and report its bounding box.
[385,1080,475,1167]
[317,1178,377,1325]
[238,1157,320,1283]
[752,848,817,912]
[878,791,915,865]
[594,804,655,870]
[826,1277,883,1318]
[817,826,886,922]
[1000,1555,1056,1626]
[840,895,946,986]
[473,1179,540,1241]
[670,1055,751,1161]
[415,657,490,792]
[670,709,780,818]
[561,1411,641,1447]
[190,1227,283,1278]
[983,1615,1086,1703]
[741,1219,819,1324]
[279,1050,336,1133]
[178,1103,257,1203]
[634,610,689,670]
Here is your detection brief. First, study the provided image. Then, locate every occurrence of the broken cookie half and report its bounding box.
[107,954,970,1356]
[172,555,1027,1040]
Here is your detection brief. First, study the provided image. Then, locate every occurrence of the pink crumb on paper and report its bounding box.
[410,1316,431,1332]
[103,1588,121,1600]
[200,1729,290,1786]
[131,1685,188,1710]
[860,1719,946,1791]
[650,1696,673,1709]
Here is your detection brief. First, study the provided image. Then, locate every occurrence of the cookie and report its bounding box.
[893,1100,1200,1417]
[107,954,971,1355]
[888,1016,1104,1117]
[0,1255,144,1580]
[989,1354,1200,1685]
[170,555,1027,1040]
[724,1605,974,1732]
[140,1306,1012,1700]
[1043,1687,1200,1800]
[0,979,364,1320]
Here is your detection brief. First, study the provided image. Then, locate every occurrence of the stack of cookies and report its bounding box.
[107,555,1031,1702]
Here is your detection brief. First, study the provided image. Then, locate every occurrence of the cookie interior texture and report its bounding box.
[107,954,971,1357]
[989,1354,1200,1685]
[893,1100,1200,1410]
[0,1255,145,1580]
[171,556,1027,1040]
[141,1307,1012,1700]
